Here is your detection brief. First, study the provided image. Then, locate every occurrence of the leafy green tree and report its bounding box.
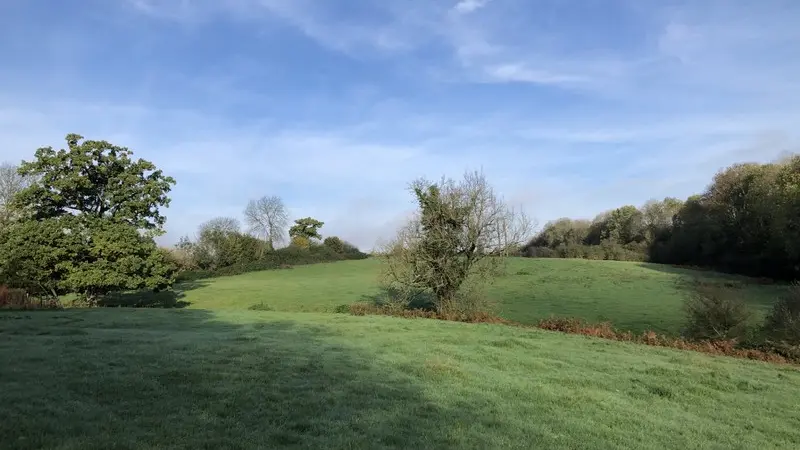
[59,219,176,305]
[0,216,80,299]
[641,197,683,243]
[323,236,346,253]
[602,205,644,244]
[289,217,324,242]
[2,134,177,304]
[14,133,175,232]
[528,218,591,248]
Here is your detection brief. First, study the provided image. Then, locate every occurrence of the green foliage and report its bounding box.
[188,217,264,270]
[0,216,81,298]
[382,172,530,315]
[290,235,311,249]
[175,243,368,281]
[526,218,591,248]
[13,133,175,232]
[683,285,754,341]
[602,205,645,244]
[763,282,800,345]
[323,236,361,255]
[0,134,177,304]
[58,219,176,304]
[289,217,324,241]
[654,158,800,279]
[0,216,176,305]
[522,155,800,281]
[248,302,274,311]
[523,243,647,261]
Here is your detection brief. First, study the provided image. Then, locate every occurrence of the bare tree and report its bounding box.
[0,162,35,222]
[381,170,533,314]
[198,216,240,235]
[244,195,289,251]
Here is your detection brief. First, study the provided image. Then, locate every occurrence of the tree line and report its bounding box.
[523,155,800,281]
[0,134,365,306]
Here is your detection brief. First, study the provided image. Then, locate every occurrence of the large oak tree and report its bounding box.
[0,134,177,304]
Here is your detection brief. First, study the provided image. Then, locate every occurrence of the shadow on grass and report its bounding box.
[635,262,780,286]
[0,309,483,449]
[98,280,210,308]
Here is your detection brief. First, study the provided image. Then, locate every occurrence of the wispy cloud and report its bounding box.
[453,0,492,15]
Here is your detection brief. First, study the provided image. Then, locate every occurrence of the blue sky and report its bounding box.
[1,0,799,249]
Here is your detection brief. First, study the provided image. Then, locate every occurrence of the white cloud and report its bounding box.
[453,0,491,14]
[483,63,588,85]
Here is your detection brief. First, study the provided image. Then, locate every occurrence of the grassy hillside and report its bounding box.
[1,309,798,449]
[156,258,783,335]
[494,258,783,334]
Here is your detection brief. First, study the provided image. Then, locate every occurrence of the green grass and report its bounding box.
[131,258,783,335]
[2,309,799,449]
[492,258,784,334]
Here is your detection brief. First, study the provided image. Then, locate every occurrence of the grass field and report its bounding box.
[2,309,799,449]
[136,258,784,335]
[4,258,796,449]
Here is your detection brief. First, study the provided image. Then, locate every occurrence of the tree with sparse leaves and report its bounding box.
[244,195,288,251]
[0,134,177,304]
[382,171,532,315]
[191,216,263,269]
[0,162,35,224]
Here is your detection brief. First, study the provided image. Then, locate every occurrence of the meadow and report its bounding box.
[1,308,799,450]
[125,257,785,335]
[2,258,798,449]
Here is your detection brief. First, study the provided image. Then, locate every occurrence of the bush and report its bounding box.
[0,286,60,310]
[323,236,346,253]
[683,286,754,340]
[248,302,273,311]
[520,243,647,261]
[521,246,554,258]
[762,282,800,345]
[173,244,368,281]
[290,235,311,249]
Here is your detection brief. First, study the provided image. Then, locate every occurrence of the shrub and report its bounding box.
[521,246,554,258]
[0,286,26,307]
[290,235,311,249]
[323,236,346,253]
[762,282,800,345]
[0,286,60,310]
[682,285,754,340]
[248,302,273,311]
[173,244,368,281]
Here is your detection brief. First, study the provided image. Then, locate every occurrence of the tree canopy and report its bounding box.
[289,217,324,241]
[523,155,800,280]
[14,133,175,233]
[0,134,177,304]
